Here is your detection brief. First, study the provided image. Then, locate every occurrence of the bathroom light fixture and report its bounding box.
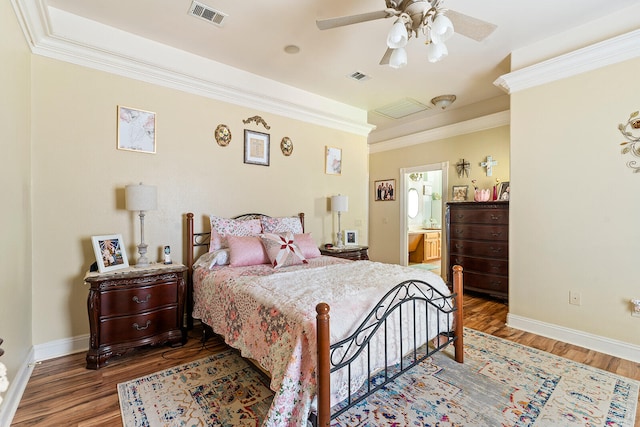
[331,195,349,247]
[125,183,157,267]
[431,94,456,110]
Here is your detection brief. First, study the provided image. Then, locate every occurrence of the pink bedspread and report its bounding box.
[192,257,451,426]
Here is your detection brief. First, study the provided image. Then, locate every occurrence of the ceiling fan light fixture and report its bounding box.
[427,41,448,63]
[430,13,454,44]
[387,20,408,49]
[389,47,408,69]
[431,94,456,110]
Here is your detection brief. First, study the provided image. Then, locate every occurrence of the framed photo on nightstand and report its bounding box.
[91,234,129,273]
[344,230,358,246]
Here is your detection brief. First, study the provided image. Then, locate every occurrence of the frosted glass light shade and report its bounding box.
[430,14,454,44]
[331,195,348,212]
[427,42,448,63]
[125,183,157,211]
[389,47,408,69]
[386,21,408,49]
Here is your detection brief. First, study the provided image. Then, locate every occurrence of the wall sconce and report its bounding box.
[331,195,349,247]
[125,183,157,267]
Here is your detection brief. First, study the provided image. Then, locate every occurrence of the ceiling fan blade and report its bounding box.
[379,48,393,65]
[316,10,393,30]
[446,10,497,42]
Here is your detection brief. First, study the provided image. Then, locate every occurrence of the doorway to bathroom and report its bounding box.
[399,162,448,277]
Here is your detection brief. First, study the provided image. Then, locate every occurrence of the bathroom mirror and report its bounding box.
[407,188,419,218]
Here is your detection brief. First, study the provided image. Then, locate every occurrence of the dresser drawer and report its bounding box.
[99,306,178,346]
[449,224,508,241]
[464,271,508,294]
[100,283,177,317]
[449,255,508,276]
[449,208,508,225]
[450,239,508,259]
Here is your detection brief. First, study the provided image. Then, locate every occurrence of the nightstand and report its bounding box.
[84,263,187,369]
[320,245,369,261]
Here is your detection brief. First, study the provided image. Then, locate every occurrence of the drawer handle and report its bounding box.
[455,243,464,250]
[490,247,503,254]
[454,229,464,235]
[133,320,151,330]
[455,214,465,219]
[491,231,502,237]
[490,214,502,221]
[133,294,151,304]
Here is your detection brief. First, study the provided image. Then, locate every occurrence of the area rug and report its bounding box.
[118,329,639,426]
[409,263,439,271]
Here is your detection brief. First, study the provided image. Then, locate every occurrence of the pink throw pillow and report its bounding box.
[260,232,307,269]
[227,235,269,267]
[294,233,321,259]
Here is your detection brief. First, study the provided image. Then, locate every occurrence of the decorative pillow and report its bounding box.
[260,216,303,234]
[260,232,307,269]
[227,235,270,267]
[294,233,321,259]
[209,216,262,251]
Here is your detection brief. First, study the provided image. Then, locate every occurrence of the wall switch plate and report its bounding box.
[569,291,581,306]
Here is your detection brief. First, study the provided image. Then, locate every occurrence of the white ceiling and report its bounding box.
[43,0,639,140]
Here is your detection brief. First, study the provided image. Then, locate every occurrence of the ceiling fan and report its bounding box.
[316,0,497,67]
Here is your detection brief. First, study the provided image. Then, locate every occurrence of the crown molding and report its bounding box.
[494,29,640,94]
[368,111,510,154]
[11,0,374,136]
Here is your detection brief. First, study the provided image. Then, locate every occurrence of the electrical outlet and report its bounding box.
[569,291,581,306]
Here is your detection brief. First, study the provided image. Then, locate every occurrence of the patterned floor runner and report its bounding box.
[118,329,639,426]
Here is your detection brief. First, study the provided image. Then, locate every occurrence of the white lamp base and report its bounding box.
[135,242,150,268]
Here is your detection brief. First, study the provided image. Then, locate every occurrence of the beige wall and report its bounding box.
[509,56,640,345]
[28,56,368,345]
[0,1,32,384]
[369,126,510,263]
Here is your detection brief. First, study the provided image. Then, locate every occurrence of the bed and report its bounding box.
[185,212,464,427]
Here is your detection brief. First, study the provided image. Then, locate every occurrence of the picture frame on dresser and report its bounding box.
[91,234,129,273]
[344,230,358,246]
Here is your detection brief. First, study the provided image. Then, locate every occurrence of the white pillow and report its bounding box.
[193,249,230,269]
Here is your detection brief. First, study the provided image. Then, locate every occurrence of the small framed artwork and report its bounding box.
[498,181,510,200]
[117,106,156,154]
[244,129,270,166]
[91,234,129,273]
[344,230,358,246]
[374,179,396,201]
[452,185,469,201]
[325,146,342,175]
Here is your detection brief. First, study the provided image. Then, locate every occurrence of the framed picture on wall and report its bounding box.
[374,179,396,201]
[325,146,342,175]
[117,106,156,154]
[91,234,129,273]
[344,230,358,246]
[244,129,270,166]
[452,185,469,201]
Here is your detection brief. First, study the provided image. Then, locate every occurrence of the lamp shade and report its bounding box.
[331,195,348,213]
[389,47,408,69]
[430,14,454,44]
[427,41,448,63]
[125,183,157,211]
[386,20,408,49]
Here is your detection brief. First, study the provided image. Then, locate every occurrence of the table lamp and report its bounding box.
[125,183,157,267]
[331,194,348,247]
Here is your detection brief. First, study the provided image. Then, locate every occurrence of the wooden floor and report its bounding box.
[12,292,640,426]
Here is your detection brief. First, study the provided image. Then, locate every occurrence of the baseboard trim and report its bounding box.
[0,347,35,426]
[507,313,640,363]
[33,334,88,362]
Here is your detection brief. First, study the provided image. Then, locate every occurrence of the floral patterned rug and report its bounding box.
[118,329,639,426]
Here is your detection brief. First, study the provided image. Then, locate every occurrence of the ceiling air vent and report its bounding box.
[347,71,371,82]
[188,1,227,26]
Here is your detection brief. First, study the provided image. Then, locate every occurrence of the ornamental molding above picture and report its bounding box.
[618,111,640,173]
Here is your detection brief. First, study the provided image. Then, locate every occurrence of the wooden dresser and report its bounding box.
[446,201,508,299]
[84,263,187,369]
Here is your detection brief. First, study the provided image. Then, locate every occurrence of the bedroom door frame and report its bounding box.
[399,162,449,267]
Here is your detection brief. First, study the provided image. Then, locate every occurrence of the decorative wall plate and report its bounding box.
[215,124,231,146]
[280,137,293,156]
